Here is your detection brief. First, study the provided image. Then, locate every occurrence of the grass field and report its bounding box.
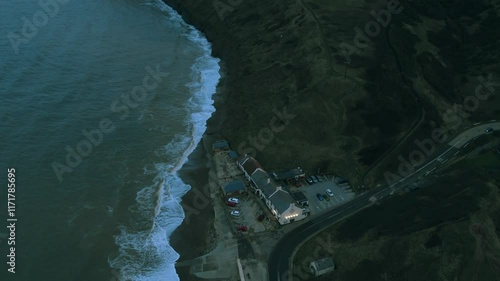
[452,150,500,169]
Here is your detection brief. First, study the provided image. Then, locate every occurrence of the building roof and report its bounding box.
[292,191,308,203]
[212,140,229,150]
[228,151,238,159]
[312,257,335,271]
[224,180,245,194]
[251,169,277,197]
[269,190,295,213]
[236,154,248,165]
[250,169,296,213]
[272,168,305,180]
[242,157,262,176]
[241,156,304,216]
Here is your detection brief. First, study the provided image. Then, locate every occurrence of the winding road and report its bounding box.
[268,121,499,281]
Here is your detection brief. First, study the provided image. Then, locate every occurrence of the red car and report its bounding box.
[226,201,237,207]
[237,226,248,232]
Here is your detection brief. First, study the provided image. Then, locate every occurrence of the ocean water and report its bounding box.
[0,0,219,280]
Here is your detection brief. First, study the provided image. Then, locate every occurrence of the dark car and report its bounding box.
[337,178,348,184]
[485,128,493,134]
[258,214,265,222]
[316,193,324,201]
[317,175,323,182]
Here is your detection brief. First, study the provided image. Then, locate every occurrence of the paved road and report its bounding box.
[268,122,500,281]
[449,121,498,148]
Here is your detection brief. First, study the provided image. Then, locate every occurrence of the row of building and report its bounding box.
[237,154,310,225]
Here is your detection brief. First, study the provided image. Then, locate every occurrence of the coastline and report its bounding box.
[171,140,214,281]
[171,61,228,281]
[159,1,236,279]
[161,1,231,279]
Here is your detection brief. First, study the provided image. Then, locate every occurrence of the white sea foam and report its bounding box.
[109,1,220,280]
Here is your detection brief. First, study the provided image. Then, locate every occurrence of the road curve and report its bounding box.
[268,122,499,281]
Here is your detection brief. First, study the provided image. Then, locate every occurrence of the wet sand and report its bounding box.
[171,140,215,281]
[171,62,228,280]
[166,1,231,277]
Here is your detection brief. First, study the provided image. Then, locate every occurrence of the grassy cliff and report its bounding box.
[293,150,500,281]
[163,0,500,188]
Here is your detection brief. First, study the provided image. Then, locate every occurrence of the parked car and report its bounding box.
[226,201,237,207]
[227,197,239,204]
[312,176,318,183]
[230,210,241,217]
[325,189,334,197]
[485,128,493,134]
[306,177,314,185]
[316,193,324,201]
[237,225,248,232]
[337,178,348,184]
[317,175,323,182]
[258,214,265,222]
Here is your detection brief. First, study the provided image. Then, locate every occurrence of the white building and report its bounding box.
[237,155,309,225]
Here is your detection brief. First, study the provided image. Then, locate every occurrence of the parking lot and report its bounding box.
[293,175,355,215]
[222,193,277,234]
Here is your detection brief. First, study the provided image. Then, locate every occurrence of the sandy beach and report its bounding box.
[171,140,216,281]
[171,60,229,280]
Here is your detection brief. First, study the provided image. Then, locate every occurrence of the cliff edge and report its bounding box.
[164,0,500,188]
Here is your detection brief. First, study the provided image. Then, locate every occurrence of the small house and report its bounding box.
[309,257,335,277]
[212,140,229,152]
[223,180,245,196]
[292,191,309,207]
[228,150,238,160]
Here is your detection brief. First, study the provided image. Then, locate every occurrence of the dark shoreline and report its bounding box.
[161,1,234,280]
[161,3,234,278]
[171,62,228,281]
[171,139,213,281]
